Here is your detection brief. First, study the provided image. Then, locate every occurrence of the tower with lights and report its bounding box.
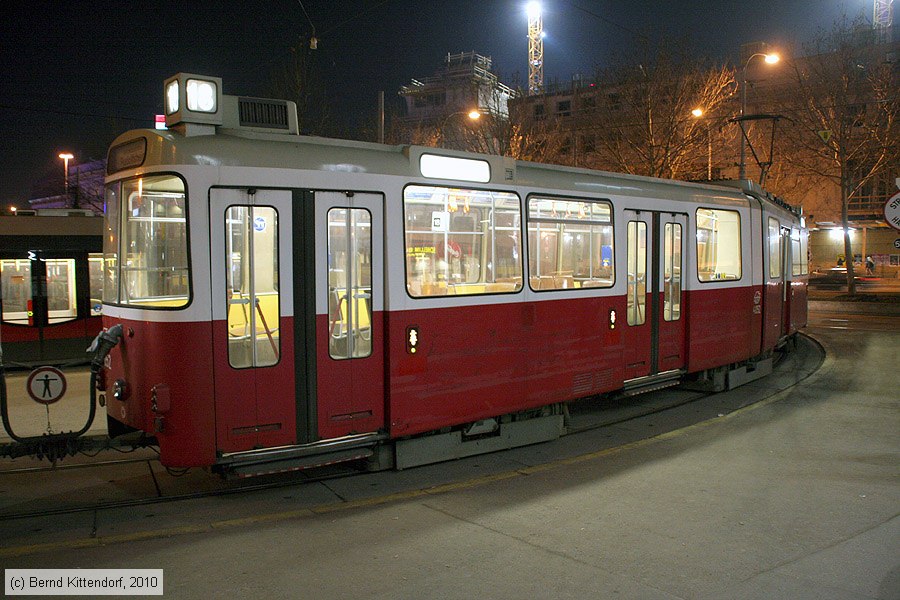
[874,0,893,44]
[527,2,543,95]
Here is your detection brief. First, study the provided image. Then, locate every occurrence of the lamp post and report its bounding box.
[738,52,779,180]
[58,152,74,205]
[437,109,481,149]
[692,108,712,180]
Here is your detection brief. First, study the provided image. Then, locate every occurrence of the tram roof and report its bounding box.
[107,126,787,211]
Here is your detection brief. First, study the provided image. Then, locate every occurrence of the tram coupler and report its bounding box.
[89,324,124,374]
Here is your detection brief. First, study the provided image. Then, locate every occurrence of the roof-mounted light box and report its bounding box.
[164,73,223,131]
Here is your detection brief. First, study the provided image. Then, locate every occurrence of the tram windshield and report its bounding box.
[103,174,189,307]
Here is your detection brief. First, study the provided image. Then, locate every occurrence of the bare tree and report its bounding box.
[778,16,899,294]
[268,44,331,136]
[587,37,736,180]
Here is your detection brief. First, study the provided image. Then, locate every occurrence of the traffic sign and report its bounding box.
[26,366,68,405]
[886,191,900,231]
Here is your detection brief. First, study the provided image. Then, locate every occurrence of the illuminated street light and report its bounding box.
[691,108,704,118]
[738,52,779,180]
[437,110,484,149]
[58,152,74,202]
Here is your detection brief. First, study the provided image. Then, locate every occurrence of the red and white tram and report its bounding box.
[95,74,807,474]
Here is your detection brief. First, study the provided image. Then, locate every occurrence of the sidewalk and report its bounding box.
[808,279,900,315]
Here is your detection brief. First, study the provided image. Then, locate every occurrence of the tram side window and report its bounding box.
[104,175,189,307]
[527,197,614,291]
[102,183,120,304]
[768,218,782,279]
[696,208,741,282]
[404,185,522,297]
[225,205,280,369]
[0,260,32,324]
[45,259,78,324]
[627,221,647,326]
[791,228,809,276]
[327,208,372,360]
[88,253,103,316]
[664,223,682,321]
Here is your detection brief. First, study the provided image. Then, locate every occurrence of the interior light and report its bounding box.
[186,79,217,112]
[165,80,179,114]
[829,228,847,241]
[420,154,491,183]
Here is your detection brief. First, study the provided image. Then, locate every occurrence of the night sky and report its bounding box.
[1,0,858,205]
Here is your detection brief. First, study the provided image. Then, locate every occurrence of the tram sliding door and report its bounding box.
[622,209,687,381]
[210,188,297,452]
[315,192,384,440]
[763,218,788,347]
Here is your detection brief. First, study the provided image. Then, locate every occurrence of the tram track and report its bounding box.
[0,454,155,476]
[0,385,723,523]
[0,390,715,522]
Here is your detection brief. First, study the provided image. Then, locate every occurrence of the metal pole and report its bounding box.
[739,69,747,180]
[377,91,385,144]
[707,123,712,180]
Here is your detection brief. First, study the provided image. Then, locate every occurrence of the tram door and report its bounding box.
[210,188,297,452]
[763,218,789,346]
[314,192,384,441]
[622,209,687,381]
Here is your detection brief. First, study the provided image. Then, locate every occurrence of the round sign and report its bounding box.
[885,191,900,231]
[26,366,68,405]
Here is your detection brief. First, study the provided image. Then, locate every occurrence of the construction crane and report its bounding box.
[874,0,893,44]
[527,2,543,95]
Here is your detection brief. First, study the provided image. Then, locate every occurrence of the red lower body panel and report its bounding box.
[385,296,624,438]
[104,318,216,467]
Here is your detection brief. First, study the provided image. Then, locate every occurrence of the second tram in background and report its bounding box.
[0,210,103,367]
[94,74,808,476]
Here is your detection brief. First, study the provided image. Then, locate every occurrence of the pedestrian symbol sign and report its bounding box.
[26,366,68,405]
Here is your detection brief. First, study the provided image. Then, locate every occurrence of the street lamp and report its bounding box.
[692,108,712,180]
[437,109,482,148]
[738,52,779,180]
[58,152,74,204]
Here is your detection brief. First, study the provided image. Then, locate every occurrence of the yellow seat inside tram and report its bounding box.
[329,291,371,339]
[227,293,280,339]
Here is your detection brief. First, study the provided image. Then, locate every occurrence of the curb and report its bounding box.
[808,300,900,316]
